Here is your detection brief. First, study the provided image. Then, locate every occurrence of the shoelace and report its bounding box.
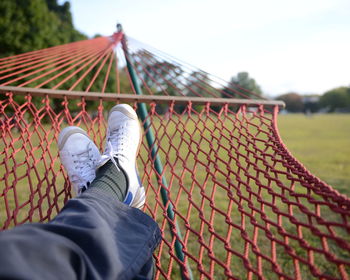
[70,143,95,187]
[104,141,121,172]
[102,126,130,171]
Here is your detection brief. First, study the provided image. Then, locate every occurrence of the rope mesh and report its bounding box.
[0,33,349,279]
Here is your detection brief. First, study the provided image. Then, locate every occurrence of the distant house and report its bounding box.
[303,95,320,113]
[303,95,320,104]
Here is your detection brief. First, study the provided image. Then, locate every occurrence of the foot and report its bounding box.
[100,104,145,209]
[58,126,101,195]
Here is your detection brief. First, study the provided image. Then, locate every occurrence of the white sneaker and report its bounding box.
[58,126,101,195]
[100,104,145,209]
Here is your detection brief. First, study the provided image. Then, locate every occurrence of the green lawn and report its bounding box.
[277,114,350,197]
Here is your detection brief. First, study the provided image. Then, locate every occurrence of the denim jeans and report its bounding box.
[0,189,161,280]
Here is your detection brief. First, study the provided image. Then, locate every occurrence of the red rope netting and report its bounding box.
[0,33,349,279]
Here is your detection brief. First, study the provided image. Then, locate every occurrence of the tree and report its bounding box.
[184,71,224,112]
[0,0,100,116]
[0,0,87,58]
[275,93,304,112]
[222,72,262,98]
[185,71,213,97]
[135,52,183,96]
[319,87,350,112]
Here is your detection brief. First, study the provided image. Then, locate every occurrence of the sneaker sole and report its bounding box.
[58,126,89,151]
[109,104,138,121]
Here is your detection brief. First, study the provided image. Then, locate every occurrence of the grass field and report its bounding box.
[0,112,349,279]
[277,114,350,197]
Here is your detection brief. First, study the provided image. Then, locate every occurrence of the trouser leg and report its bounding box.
[0,190,161,280]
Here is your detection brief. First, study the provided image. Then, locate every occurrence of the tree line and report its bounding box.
[223,72,350,113]
[0,0,86,57]
[275,87,350,113]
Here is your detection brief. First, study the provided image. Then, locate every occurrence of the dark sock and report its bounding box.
[87,159,128,202]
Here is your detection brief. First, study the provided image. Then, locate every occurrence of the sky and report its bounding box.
[64,0,350,97]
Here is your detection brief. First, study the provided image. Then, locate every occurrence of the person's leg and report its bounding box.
[0,191,160,280]
[0,104,161,280]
